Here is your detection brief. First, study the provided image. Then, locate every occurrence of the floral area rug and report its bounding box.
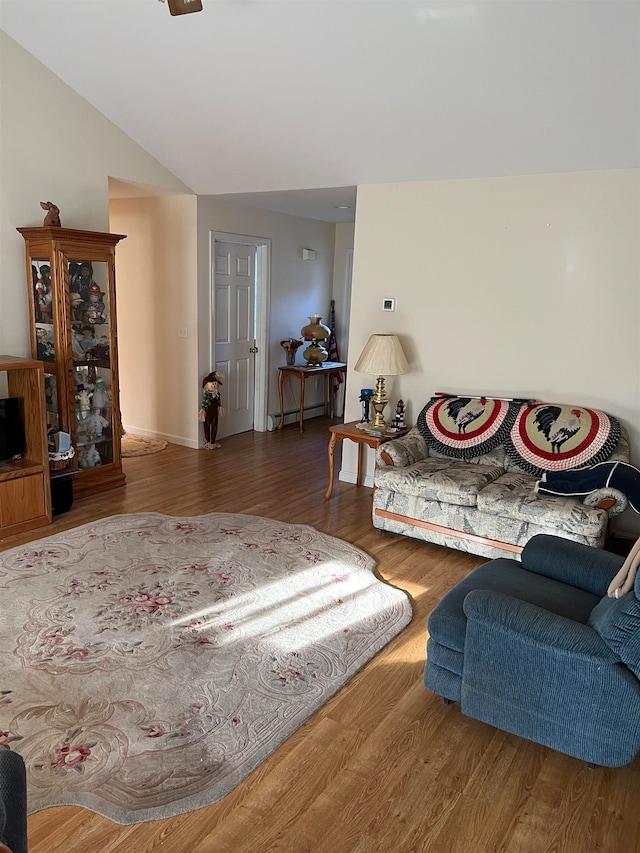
[0,512,411,824]
[121,433,168,457]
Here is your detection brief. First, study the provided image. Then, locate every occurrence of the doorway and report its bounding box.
[210,232,270,438]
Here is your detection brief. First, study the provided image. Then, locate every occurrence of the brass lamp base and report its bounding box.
[370,375,388,429]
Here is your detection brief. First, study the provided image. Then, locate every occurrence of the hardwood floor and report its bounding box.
[3,417,639,853]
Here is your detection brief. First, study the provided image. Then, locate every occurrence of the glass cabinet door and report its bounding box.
[31,258,60,432]
[67,259,114,470]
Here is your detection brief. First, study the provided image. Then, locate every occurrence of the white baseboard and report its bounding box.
[267,405,325,431]
[339,470,374,488]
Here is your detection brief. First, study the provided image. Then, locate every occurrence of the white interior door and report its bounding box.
[214,241,256,437]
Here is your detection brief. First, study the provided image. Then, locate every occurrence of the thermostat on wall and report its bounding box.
[382,298,396,312]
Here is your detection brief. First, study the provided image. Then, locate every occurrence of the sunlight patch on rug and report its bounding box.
[0,512,411,824]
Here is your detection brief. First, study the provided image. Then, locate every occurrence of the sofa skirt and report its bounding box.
[373,488,608,561]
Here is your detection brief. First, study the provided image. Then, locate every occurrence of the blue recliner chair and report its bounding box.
[0,750,27,853]
[425,534,640,767]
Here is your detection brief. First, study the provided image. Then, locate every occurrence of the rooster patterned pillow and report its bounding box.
[505,403,621,476]
[417,395,521,461]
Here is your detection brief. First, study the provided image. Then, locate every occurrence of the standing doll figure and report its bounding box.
[83,283,106,325]
[71,261,96,303]
[92,378,109,410]
[198,371,225,449]
[34,264,53,323]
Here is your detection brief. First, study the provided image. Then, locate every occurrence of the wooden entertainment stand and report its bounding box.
[0,355,51,538]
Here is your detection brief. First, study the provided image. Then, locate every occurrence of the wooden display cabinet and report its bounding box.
[0,355,51,538]
[17,227,127,498]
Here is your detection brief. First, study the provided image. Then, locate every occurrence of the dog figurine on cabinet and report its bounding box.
[40,201,61,227]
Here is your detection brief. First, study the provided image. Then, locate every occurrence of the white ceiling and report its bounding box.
[2,1,639,222]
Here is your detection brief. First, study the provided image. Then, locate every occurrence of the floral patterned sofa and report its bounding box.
[373,395,632,560]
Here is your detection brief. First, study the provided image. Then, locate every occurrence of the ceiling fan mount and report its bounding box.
[159,0,203,16]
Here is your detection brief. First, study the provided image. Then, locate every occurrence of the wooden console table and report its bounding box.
[325,420,409,499]
[278,362,346,433]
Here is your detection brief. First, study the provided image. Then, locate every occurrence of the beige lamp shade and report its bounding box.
[354,335,409,430]
[354,334,409,376]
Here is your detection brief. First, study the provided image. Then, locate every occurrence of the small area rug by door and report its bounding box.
[121,433,168,457]
[0,512,411,824]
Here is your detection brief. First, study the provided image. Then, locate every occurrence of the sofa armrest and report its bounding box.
[375,427,428,468]
[582,487,628,515]
[520,534,624,597]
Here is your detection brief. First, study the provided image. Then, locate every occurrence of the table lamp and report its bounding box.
[354,334,409,430]
[301,315,331,365]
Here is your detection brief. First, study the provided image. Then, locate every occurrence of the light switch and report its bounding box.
[178,326,188,338]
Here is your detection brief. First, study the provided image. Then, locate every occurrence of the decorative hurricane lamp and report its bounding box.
[300,315,331,365]
[354,334,409,430]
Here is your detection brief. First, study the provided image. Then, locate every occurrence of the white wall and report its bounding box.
[0,36,340,448]
[197,198,337,421]
[109,195,199,445]
[346,170,640,535]
[0,33,192,359]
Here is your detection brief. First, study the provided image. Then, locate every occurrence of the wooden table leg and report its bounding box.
[356,443,364,486]
[299,373,305,432]
[277,370,286,430]
[325,432,338,499]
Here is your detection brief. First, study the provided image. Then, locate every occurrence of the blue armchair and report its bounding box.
[0,750,27,853]
[424,534,640,767]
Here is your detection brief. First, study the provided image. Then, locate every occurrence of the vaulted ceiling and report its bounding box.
[1,1,638,221]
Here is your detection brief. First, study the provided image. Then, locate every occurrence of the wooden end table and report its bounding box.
[277,362,347,432]
[325,421,410,499]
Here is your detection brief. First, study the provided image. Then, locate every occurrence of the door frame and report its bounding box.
[209,231,271,433]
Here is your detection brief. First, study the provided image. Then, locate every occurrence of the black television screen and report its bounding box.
[0,397,26,462]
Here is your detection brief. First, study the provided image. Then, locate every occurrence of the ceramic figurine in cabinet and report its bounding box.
[85,411,109,440]
[70,290,84,321]
[83,283,106,325]
[78,443,101,469]
[76,388,93,411]
[35,327,55,362]
[77,325,96,354]
[88,335,110,363]
[71,261,97,303]
[34,264,53,323]
[92,378,109,409]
